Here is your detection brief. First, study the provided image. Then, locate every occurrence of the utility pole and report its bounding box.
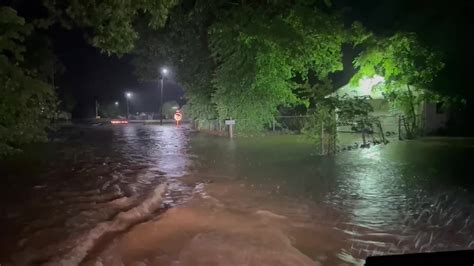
[95,99,99,118]
[160,77,164,125]
[159,68,168,125]
[125,92,131,119]
[126,98,129,119]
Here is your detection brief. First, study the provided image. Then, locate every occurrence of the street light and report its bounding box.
[125,92,132,119]
[159,68,168,125]
[115,101,119,106]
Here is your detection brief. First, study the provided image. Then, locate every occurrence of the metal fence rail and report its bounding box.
[192,114,422,144]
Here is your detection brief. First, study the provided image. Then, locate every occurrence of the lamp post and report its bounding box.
[95,99,99,118]
[125,92,131,119]
[160,68,168,125]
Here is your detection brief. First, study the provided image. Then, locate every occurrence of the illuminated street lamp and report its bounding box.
[115,101,119,106]
[125,92,132,119]
[159,68,168,125]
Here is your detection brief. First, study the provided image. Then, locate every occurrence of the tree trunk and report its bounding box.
[402,116,411,139]
[406,85,417,138]
[377,121,386,143]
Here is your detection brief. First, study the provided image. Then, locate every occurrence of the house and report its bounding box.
[329,76,448,139]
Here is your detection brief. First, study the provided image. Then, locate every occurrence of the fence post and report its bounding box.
[229,117,234,139]
[378,121,386,143]
[361,122,366,147]
[272,119,276,132]
[398,115,402,140]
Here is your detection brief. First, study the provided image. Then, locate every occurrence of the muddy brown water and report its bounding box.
[1,124,473,265]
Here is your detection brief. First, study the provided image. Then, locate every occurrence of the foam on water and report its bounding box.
[12,184,166,266]
[83,180,348,265]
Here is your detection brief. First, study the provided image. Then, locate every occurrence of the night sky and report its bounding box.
[51,28,184,118]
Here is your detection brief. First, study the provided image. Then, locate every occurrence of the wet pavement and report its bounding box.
[0,124,473,265]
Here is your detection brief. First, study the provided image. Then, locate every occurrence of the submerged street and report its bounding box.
[1,124,473,265]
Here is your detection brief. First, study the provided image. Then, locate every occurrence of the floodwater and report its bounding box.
[0,124,473,265]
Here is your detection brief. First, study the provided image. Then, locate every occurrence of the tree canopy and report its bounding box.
[351,32,445,137]
[132,0,355,132]
[43,0,179,55]
[0,7,57,156]
[127,0,448,135]
[209,3,348,131]
[352,32,444,93]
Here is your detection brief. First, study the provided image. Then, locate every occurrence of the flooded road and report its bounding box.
[1,124,473,265]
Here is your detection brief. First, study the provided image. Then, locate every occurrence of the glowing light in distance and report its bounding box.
[111,120,128,124]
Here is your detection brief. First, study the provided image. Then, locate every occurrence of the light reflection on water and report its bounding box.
[331,146,409,230]
[187,133,474,262]
[0,125,473,265]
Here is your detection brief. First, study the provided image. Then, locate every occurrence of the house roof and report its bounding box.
[328,76,385,99]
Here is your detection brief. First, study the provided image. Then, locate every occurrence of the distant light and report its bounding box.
[126,92,132,98]
[161,68,168,75]
[111,120,128,124]
[115,101,119,106]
